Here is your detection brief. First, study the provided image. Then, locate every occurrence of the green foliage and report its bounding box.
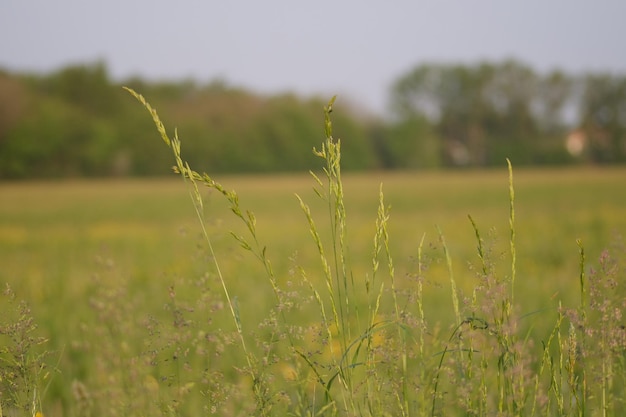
[2,61,626,179]
[579,73,626,163]
[34,61,120,116]
[382,116,441,168]
[0,285,51,417]
[390,60,626,166]
[0,63,378,179]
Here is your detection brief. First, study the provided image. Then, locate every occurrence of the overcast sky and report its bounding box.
[2,1,625,116]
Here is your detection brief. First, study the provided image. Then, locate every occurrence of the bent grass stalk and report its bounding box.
[124,87,279,415]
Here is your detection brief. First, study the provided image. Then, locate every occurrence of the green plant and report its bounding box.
[0,285,52,417]
[123,87,626,416]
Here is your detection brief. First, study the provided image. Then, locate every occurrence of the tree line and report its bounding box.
[0,60,624,179]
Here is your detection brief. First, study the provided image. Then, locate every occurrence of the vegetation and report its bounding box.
[0,94,625,415]
[1,60,625,179]
[390,61,626,166]
[0,63,375,179]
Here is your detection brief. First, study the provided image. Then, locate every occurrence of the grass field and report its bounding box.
[2,168,624,306]
[1,165,625,416]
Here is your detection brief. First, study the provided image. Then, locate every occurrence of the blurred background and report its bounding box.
[1,0,626,178]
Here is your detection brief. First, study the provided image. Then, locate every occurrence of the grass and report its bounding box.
[0,93,625,416]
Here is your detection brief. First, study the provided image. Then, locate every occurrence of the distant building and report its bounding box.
[565,129,586,157]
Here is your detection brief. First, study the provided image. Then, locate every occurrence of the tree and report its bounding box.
[383,116,441,169]
[390,60,578,166]
[578,73,626,163]
[0,71,29,146]
[391,62,495,165]
[35,61,122,117]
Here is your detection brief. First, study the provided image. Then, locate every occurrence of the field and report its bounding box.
[1,167,626,416]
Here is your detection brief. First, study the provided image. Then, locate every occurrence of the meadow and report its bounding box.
[1,97,625,416]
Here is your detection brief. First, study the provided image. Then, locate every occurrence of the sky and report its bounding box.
[2,1,626,117]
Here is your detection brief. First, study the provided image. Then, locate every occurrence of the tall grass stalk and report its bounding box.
[507,158,516,307]
[125,87,283,415]
[296,97,408,415]
[576,238,587,417]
